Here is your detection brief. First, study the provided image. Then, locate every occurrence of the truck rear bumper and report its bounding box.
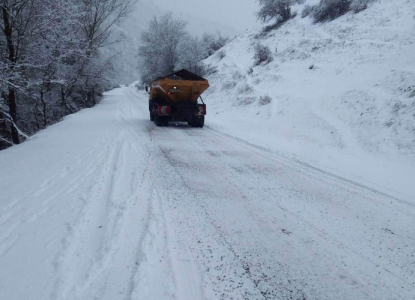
[150,100,206,124]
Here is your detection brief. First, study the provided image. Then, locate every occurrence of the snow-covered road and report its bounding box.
[0,86,414,300]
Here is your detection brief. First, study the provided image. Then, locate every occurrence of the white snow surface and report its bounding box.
[0,85,414,300]
[1,1,415,299]
[203,0,415,202]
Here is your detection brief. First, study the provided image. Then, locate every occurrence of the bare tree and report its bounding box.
[74,0,137,107]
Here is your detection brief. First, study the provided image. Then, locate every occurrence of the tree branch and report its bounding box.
[0,136,13,146]
[1,110,29,139]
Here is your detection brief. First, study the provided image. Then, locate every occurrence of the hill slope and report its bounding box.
[203,0,415,200]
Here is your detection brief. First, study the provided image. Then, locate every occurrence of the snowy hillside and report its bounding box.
[203,0,415,200]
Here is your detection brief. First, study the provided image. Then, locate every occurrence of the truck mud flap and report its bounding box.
[158,106,171,116]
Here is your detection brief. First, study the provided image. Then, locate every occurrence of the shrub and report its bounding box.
[222,81,237,91]
[312,0,352,23]
[259,95,272,106]
[202,64,218,76]
[238,84,253,94]
[217,49,226,60]
[238,96,256,106]
[232,70,245,80]
[202,33,229,57]
[301,4,315,18]
[309,0,376,22]
[253,43,274,66]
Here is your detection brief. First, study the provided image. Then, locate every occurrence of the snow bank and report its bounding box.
[203,0,415,201]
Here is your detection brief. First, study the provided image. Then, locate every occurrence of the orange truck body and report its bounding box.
[147,69,209,127]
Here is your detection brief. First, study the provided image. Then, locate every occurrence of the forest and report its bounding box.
[0,0,136,149]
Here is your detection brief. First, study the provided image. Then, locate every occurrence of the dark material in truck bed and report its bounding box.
[155,69,207,81]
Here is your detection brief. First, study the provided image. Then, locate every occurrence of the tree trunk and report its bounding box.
[60,85,67,116]
[2,5,20,144]
[8,89,19,144]
[0,110,9,143]
[86,90,92,108]
[92,87,96,106]
[40,90,48,127]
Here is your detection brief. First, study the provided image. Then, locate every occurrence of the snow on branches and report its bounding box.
[138,13,228,84]
[256,0,305,24]
[0,0,137,149]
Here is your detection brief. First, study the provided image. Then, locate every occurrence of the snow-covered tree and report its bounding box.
[312,0,351,22]
[0,0,44,144]
[138,13,188,83]
[256,0,305,24]
[177,36,208,76]
[138,15,230,83]
[0,0,137,149]
[307,0,375,23]
[201,33,229,57]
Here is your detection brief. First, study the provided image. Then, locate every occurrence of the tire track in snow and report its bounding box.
[51,90,163,300]
[0,140,111,259]
[114,89,192,300]
[75,140,157,300]
[112,95,218,300]
[150,138,265,300]
[158,147,287,300]
[117,88,415,299]
[0,222,20,258]
[206,125,415,208]
[0,137,108,228]
[202,128,415,296]
[149,124,415,300]
[129,188,177,300]
[51,137,128,300]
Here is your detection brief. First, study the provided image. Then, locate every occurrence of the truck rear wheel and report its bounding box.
[154,114,162,126]
[162,117,169,126]
[198,119,205,128]
[190,116,204,128]
[155,115,169,127]
[150,111,154,121]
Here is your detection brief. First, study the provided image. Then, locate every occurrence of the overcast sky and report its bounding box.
[150,0,260,35]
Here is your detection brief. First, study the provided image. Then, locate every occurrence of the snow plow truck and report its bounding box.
[146,69,209,128]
